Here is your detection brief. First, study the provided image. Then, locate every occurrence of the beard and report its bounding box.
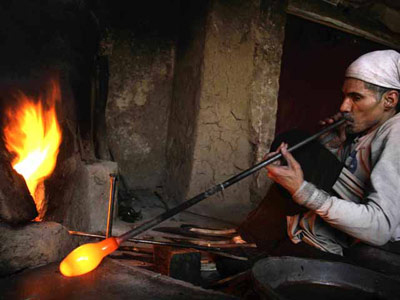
[345,125,356,134]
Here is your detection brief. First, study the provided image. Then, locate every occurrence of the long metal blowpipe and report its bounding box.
[68,230,248,261]
[59,118,346,277]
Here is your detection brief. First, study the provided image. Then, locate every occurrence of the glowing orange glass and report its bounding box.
[60,237,120,277]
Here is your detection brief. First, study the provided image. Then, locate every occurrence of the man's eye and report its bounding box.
[353,96,361,101]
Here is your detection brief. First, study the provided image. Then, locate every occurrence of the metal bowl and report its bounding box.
[252,256,400,300]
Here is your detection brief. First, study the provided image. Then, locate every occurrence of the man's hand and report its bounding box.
[265,142,304,195]
[319,112,347,148]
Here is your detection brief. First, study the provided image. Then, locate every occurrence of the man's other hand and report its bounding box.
[319,112,347,148]
[265,142,304,195]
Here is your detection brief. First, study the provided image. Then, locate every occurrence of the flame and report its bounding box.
[3,81,62,219]
[60,238,119,277]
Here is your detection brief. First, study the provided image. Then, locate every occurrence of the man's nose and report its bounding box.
[340,98,352,112]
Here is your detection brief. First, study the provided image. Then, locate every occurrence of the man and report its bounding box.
[266,50,400,257]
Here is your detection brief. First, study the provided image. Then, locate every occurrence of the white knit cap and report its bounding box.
[345,50,400,90]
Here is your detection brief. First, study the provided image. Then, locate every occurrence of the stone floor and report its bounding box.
[0,259,239,300]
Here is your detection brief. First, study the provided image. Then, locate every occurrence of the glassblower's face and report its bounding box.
[340,78,386,134]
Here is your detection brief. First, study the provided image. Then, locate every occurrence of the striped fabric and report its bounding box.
[287,120,390,255]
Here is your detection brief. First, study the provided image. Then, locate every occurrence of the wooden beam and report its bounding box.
[287,0,400,50]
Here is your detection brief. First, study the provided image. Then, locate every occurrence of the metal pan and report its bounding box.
[252,256,400,300]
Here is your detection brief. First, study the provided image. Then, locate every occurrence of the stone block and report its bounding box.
[153,245,201,285]
[0,154,37,224]
[0,222,76,276]
[45,159,118,235]
[83,161,118,234]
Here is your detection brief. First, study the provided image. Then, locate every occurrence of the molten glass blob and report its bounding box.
[59,237,119,277]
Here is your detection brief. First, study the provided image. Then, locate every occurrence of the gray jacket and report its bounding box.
[290,113,400,253]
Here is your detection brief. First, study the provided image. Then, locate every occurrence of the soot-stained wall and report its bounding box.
[104,1,179,190]
[165,1,209,211]
[0,0,99,219]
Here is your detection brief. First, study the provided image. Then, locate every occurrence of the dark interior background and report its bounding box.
[276,15,386,135]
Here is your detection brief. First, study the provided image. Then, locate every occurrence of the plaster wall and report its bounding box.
[179,0,286,223]
[185,0,256,223]
[249,0,287,205]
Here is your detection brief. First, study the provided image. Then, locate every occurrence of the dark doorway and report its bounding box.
[275,15,386,135]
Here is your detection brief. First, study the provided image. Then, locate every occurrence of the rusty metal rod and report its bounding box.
[106,174,117,238]
[68,230,248,261]
[115,118,346,244]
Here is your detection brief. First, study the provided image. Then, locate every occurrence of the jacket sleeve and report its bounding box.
[292,122,400,246]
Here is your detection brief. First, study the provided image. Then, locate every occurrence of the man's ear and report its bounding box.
[384,90,399,111]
